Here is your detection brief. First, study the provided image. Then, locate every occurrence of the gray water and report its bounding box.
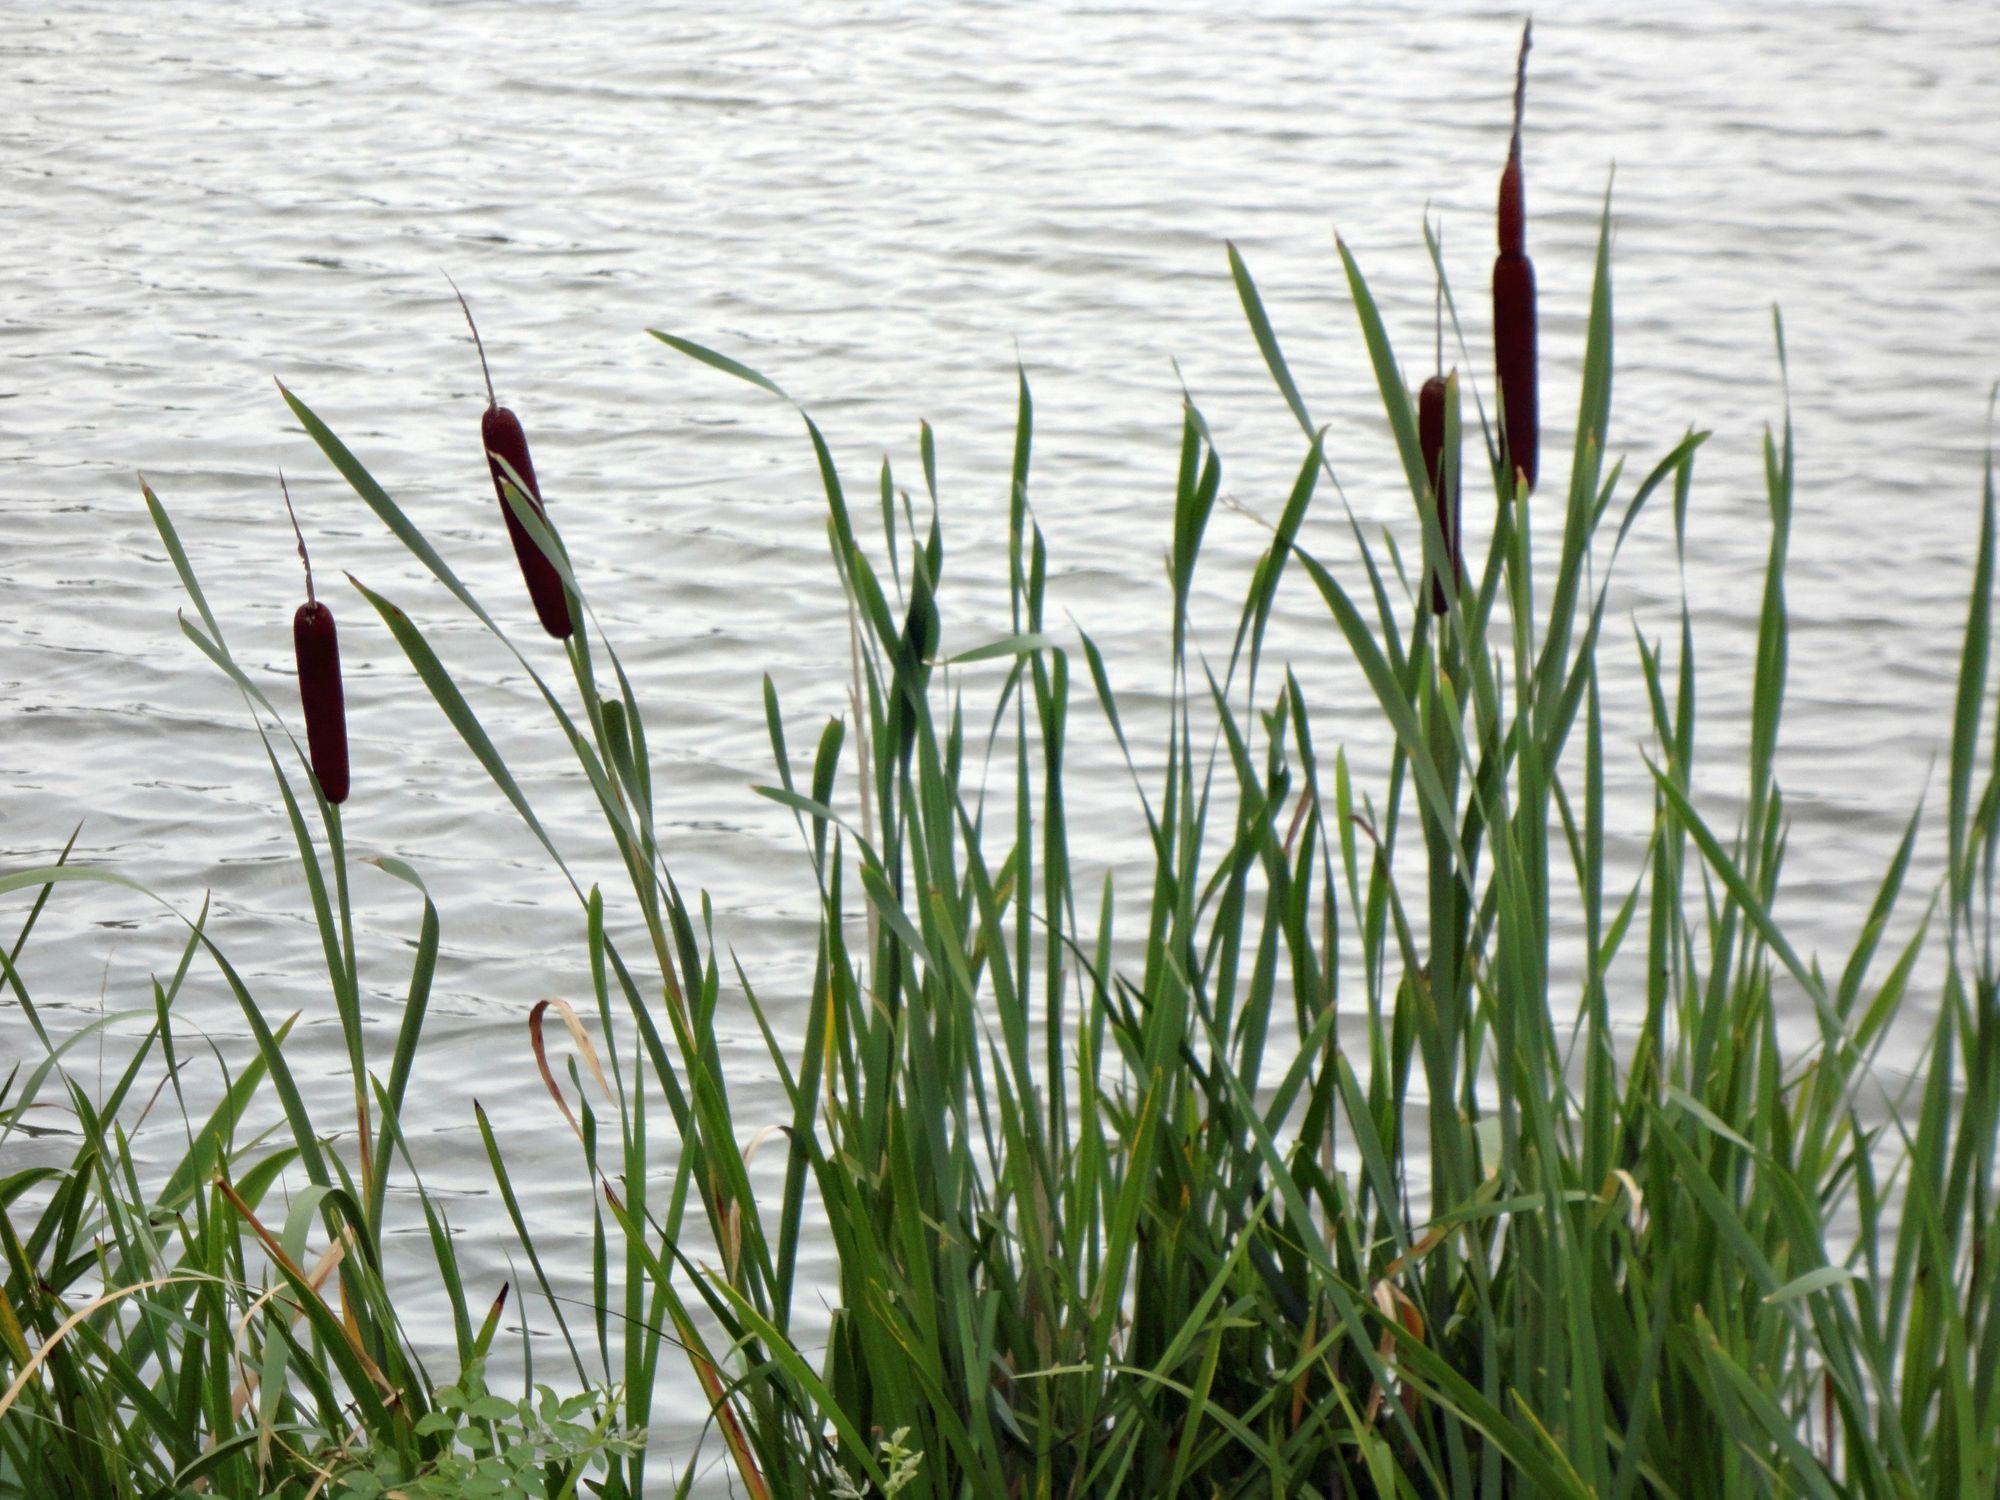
[5,0,1998,1486]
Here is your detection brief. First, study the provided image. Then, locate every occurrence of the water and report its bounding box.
[4,0,1997,1484]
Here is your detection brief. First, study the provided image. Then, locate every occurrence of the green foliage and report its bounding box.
[329,1360,643,1499]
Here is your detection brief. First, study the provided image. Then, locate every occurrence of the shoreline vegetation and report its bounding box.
[7,32,2000,1498]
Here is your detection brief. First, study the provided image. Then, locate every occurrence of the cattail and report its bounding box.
[1419,233,1461,615]
[1419,372,1461,613]
[284,477,349,805]
[1493,20,1538,494]
[452,280,574,639]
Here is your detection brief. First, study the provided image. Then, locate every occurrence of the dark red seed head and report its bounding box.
[1493,252,1539,494]
[483,404,573,640]
[452,277,574,641]
[294,600,349,805]
[1418,373,1462,614]
[1493,19,1537,494]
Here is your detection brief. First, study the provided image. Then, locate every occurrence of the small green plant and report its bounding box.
[829,1427,924,1500]
[328,1358,643,1499]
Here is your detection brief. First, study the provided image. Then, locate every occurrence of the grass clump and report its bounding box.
[6,157,1999,1500]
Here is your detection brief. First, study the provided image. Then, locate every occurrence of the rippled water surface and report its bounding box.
[5,0,1998,1485]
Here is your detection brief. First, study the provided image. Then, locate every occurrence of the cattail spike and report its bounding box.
[279,471,314,605]
[446,273,498,410]
[1512,19,1532,156]
[1498,21,1532,256]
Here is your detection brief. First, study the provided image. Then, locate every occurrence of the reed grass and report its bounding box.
[4,185,1997,1499]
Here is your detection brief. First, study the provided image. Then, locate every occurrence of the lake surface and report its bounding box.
[5,1,1997,1486]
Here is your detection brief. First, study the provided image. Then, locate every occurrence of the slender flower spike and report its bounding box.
[1493,19,1538,494]
[452,279,575,639]
[1419,372,1461,613]
[284,477,349,804]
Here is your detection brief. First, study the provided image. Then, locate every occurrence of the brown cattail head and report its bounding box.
[1418,372,1462,614]
[452,277,574,640]
[1493,252,1538,494]
[483,404,574,639]
[294,600,349,804]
